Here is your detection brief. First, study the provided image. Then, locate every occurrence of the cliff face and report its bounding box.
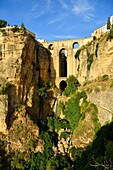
[55,33,113,149]
[75,33,113,127]
[0,28,51,131]
[76,33,113,83]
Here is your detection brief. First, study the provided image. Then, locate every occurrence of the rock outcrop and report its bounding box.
[0,27,51,132]
[76,33,113,83]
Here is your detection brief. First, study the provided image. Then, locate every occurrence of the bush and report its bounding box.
[0,83,12,95]
[75,49,81,59]
[38,82,50,100]
[60,131,70,139]
[106,26,113,41]
[87,51,94,71]
[63,75,80,96]
[12,25,20,32]
[54,119,70,132]
[98,74,109,81]
[0,29,7,36]
[0,20,7,28]
[64,92,86,131]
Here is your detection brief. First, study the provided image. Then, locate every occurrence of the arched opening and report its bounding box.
[48,44,54,50]
[59,80,67,92]
[73,42,79,49]
[59,48,67,77]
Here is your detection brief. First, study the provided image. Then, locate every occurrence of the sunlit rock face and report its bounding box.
[0,28,51,132]
[76,34,113,83]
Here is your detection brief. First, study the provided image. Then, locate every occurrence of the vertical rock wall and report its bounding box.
[76,34,113,83]
[0,28,51,131]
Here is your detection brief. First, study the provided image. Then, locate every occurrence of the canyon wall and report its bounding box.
[0,27,51,132]
[76,33,113,83]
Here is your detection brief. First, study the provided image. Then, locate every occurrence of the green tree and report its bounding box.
[0,20,7,28]
[21,22,26,30]
[107,17,111,30]
[106,25,113,41]
[63,75,80,96]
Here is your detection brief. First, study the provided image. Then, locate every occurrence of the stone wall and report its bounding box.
[42,37,93,87]
[42,33,113,86]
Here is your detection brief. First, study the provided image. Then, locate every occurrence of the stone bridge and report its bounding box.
[42,36,93,88]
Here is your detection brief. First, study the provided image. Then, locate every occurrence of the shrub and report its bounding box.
[80,99,89,120]
[0,20,7,28]
[64,93,80,131]
[63,91,87,131]
[106,26,113,41]
[98,74,109,81]
[12,25,20,32]
[87,51,94,71]
[0,83,13,95]
[63,75,80,96]
[94,87,100,93]
[105,141,113,161]
[0,29,7,36]
[38,83,49,100]
[75,49,81,59]
[60,131,70,139]
[54,119,70,132]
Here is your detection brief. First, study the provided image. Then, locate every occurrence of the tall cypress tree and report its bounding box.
[107,17,111,30]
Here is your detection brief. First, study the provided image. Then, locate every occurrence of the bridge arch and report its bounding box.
[59,80,67,92]
[59,48,67,77]
[73,42,79,49]
[48,44,54,50]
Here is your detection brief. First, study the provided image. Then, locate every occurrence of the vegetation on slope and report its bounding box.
[0,18,113,169]
[0,47,113,170]
[63,75,80,96]
[106,25,113,41]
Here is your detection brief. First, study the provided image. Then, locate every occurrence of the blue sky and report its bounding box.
[0,0,113,41]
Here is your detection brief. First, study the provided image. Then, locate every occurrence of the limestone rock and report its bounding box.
[88,91,113,126]
[0,27,51,131]
[76,34,113,83]
[8,106,40,153]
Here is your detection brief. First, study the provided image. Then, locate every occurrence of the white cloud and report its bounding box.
[31,4,39,12]
[49,34,79,39]
[30,0,52,19]
[48,13,68,25]
[58,0,69,9]
[71,0,95,20]
[47,0,51,8]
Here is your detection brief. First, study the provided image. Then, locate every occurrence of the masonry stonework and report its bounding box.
[42,37,93,87]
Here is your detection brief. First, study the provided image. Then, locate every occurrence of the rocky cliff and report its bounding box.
[56,32,113,150]
[0,27,51,132]
[0,27,113,169]
[76,33,113,83]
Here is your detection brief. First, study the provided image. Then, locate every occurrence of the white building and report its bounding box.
[110,15,113,25]
[101,24,107,33]
[91,15,113,37]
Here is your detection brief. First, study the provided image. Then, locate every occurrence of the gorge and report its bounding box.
[0,23,113,169]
